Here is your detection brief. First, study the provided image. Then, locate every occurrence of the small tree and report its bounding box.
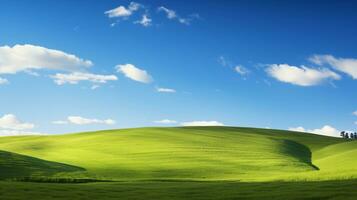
[341,131,345,138]
[345,133,349,139]
[354,132,357,139]
[351,133,354,139]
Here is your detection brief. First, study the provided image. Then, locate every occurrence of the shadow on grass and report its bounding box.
[0,150,85,180]
[280,139,320,170]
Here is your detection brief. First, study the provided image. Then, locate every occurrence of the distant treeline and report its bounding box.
[340,131,357,139]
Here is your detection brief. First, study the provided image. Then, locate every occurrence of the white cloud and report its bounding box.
[24,70,40,77]
[289,125,340,137]
[218,56,248,76]
[181,121,224,126]
[266,64,340,86]
[91,85,100,90]
[234,65,249,75]
[0,44,116,88]
[178,18,190,25]
[353,111,357,116]
[0,114,34,130]
[116,64,152,83]
[289,126,306,132]
[53,116,116,125]
[218,56,228,67]
[134,14,152,27]
[52,120,68,125]
[0,130,43,136]
[310,55,357,79]
[104,2,141,18]
[50,72,118,85]
[158,6,177,19]
[154,119,177,124]
[68,116,115,125]
[157,87,176,93]
[0,44,92,74]
[158,6,198,25]
[0,77,9,85]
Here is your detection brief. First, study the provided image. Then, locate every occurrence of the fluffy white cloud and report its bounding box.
[289,125,340,137]
[310,55,357,79]
[158,6,198,25]
[0,44,92,74]
[53,116,116,125]
[134,15,152,27]
[50,72,118,85]
[181,121,224,126]
[0,114,34,130]
[154,119,177,124]
[0,77,9,85]
[104,2,141,18]
[266,64,340,86]
[234,65,249,75]
[116,64,152,83]
[157,87,176,93]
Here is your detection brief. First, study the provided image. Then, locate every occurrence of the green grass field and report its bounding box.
[1,127,357,199]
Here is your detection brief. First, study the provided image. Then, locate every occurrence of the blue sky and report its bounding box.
[0,0,356,136]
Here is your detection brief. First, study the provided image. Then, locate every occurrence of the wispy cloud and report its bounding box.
[353,110,357,116]
[50,72,117,85]
[105,3,199,27]
[0,130,44,136]
[158,6,199,25]
[116,64,153,83]
[218,56,249,77]
[218,56,229,67]
[91,85,100,90]
[158,6,177,19]
[154,119,177,124]
[0,77,9,85]
[53,116,116,125]
[105,2,142,18]
[234,65,249,76]
[134,14,152,27]
[310,55,357,79]
[266,64,340,86]
[157,87,176,93]
[181,121,224,126]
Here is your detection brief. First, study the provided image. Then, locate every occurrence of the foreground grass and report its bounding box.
[1,180,357,200]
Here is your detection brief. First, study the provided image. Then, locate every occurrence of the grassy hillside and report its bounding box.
[0,127,354,181]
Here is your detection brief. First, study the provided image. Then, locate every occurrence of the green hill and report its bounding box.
[0,127,354,182]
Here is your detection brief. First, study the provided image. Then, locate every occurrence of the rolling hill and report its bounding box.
[0,126,355,182]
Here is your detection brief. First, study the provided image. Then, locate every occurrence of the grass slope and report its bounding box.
[0,127,353,181]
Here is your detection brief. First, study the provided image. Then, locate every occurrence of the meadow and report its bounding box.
[1,127,357,199]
